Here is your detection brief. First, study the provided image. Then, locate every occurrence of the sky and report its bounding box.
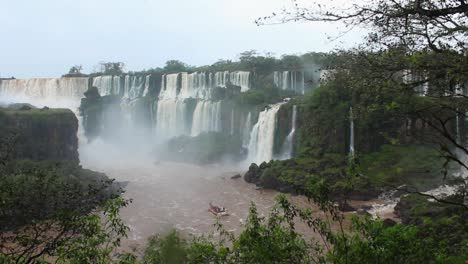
[0,0,364,78]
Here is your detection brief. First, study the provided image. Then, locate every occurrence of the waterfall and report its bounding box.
[191,101,222,136]
[155,73,185,139]
[156,72,222,139]
[229,71,250,92]
[402,70,429,96]
[154,71,254,140]
[214,71,229,87]
[349,107,355,156]
[274,71,304,94]
[242,112,252,147]
[92,76,122,96]
[280,105,297,159]
[0,78,88,99]
[142,75,151,97]
[230,109,235,135]
[179,72,211,99]
[91,74,152,99]
[123,75,146,100]
[0,77,88,109]
[155,99,188,139]
[247,102,285,164]
[159,73,180,99]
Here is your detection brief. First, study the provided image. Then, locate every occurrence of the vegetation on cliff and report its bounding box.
[0,107,79,163]
[0,106,127,263]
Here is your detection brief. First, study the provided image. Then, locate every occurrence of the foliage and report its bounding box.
[142,199,315,264]
[0,128,128,263]
[140,193,466,264]
[99,62,125,75]
[245,155,379,202]
[164,60,192,73]
[143,230,189,264]
[0,160,117,231]
[328,216,466,264]
[359,144,448,188]
[0,197,131,264]
[257,0,468,53]
[62,65,86,77]
[232,87,294,107]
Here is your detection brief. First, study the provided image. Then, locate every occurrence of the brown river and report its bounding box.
[79,139,399,255]
[79,140,321,251]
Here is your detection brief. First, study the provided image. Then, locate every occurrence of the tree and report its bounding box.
[99,62,125,75]
[163,60,190,73]
[258,0,468,208]
[280,54,302,70]
[62,65,86,77]
[256,0,468,53]
[68,65,83,75]
[0,129,130,263]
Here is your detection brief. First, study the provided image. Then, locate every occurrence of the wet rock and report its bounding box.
[383,218,397,227]
[244,163,260,183]
[231,174,241,179]
[393,185,409,197]
[7,103,37,110]
[356,208,370,216]
[339,202,356,212]
[360,205,373,210]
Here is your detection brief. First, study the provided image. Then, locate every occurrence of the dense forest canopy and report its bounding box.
[73,51,332,77]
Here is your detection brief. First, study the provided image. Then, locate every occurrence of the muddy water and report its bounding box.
[79,141,318,250]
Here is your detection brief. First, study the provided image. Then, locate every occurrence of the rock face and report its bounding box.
[0,107,79,163]
[79,87,122,141]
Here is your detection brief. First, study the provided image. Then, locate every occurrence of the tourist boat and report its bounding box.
[208,202,229,216]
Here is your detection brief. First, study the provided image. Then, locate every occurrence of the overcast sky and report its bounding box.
[0,0,364,78]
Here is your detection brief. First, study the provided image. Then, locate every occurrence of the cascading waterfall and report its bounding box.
[123,75,146,100]
[159,73,179,99]
[92,76,122,96]
[280,105,297,159]
[242,112,252,147]
[0,78,88,109]
[142,75,151,97]
[91,74,152,100]
[0,78,88,100]
[214,71,229,87]
[229,71,250,92]
[247,102,285,164]
[349,107,355,156]
[156,72,222,139]
[191,101,222,136]
[179,72,212,99]
[155,99,188,139]
[274,71,305,94]
[155,71,252,140]
[155,73,186,139]
[230,109,235,135]
[1,71,255,146]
